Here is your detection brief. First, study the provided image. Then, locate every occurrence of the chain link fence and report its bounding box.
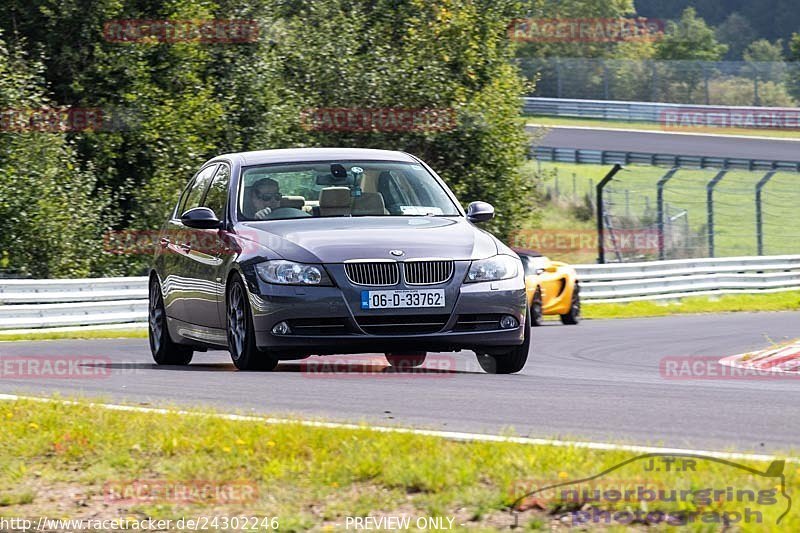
[538,163,800,263]
[518,58,800,107]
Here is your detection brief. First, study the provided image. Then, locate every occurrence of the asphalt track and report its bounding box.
[529,125,800,162]
[2,311,799,453]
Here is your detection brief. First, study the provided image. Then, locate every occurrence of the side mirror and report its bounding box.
[466,201,494,223]
[181,207,221,229]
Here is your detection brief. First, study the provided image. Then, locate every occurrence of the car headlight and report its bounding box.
[465,255,520,283]
[256,261,333,286]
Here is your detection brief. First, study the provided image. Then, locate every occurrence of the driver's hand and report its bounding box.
[254,207,272,220]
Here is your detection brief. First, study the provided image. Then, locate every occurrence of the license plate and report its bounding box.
[361,289,445,309]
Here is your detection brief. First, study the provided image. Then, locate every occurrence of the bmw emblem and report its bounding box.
[389,250,404,257]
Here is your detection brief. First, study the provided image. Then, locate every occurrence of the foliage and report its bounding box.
[653,8,727,102]
[0,32,108,278]
[715,12,758,60]
[654,7,727,62]
[1,0,536,276]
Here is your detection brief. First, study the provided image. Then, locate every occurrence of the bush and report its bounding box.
[2,0,535,278]
[0,35,108,278]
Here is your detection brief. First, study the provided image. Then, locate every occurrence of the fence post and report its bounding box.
[656,168,679,260]
[706,170,727,258]
[625,189,630,219]
[754,77,760,106]
[572,173,577,202]
[556,59,562,98]
[755,170,777,255]
[651,61,658,101]
[596,164,623,264]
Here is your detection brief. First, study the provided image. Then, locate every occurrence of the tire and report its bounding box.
[475,312,530,374]
[530,287,544,327]
[227,274,278,371]
[148,277,193,365]
[385,352,427,368]
[560,283,581,325]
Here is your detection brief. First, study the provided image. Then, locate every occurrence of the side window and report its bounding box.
[202,164,230,219]
[180,164,218,215]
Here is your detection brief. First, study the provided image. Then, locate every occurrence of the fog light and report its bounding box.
[499,315,518,329]
[272,321,291,335]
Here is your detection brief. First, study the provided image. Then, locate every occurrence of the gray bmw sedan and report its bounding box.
[149,148,529,373]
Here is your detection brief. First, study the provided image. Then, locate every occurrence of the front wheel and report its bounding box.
[227,275,278,371]
[475,313,530,374]
[148,277,193,365]
[385,352,427,368]
[560,283,581,325]
[530,287,544,327]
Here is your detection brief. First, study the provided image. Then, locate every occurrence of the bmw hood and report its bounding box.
[239,217,500,263]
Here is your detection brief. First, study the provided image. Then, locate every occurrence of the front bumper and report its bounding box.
[243,262,527,357]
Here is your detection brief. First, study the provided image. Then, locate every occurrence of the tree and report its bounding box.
[655,7,727,61]
[0,32,108,277]
[277,0,534,239]
[715,12,757,60]
[0,0,537,278]
[655,7,727,102]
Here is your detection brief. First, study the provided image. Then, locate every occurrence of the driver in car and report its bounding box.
[245,178,282,220]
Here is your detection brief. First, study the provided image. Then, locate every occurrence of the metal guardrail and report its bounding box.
[1,258,798,329]
[575,255,800,303]
[0,277,148,330]
[531,146,800,172]
[522,97,800,123]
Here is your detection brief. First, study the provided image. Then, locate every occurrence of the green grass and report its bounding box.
[583,291,800,319]
[525,115,800,139]
[0,398,796,531]
[0,328,147,342]
[526,160,800,261]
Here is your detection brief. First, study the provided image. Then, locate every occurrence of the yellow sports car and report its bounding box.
[517,251,580,326]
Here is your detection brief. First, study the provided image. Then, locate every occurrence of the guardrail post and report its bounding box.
[706,170,727,258]
[596,164,623,264]
[755,170,777,255]
[656,168,679,260]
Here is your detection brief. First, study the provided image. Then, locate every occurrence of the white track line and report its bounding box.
[527,123,800,142]
[0,393,793,463]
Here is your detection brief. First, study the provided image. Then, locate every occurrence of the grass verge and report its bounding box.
[0,398,796,531]
[525,115,800,139]
[583,291,800,319]
[0,328,147,342]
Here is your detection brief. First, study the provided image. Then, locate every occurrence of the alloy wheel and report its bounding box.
[149,280,164,353]
[228,282,247,360]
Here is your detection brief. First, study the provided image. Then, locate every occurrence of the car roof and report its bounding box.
[211,147,419,167]
[514,249,543,258]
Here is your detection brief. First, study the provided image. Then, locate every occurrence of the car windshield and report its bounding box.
[238,160,460,221]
